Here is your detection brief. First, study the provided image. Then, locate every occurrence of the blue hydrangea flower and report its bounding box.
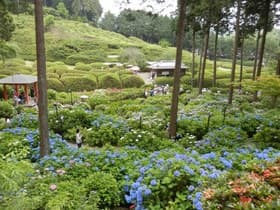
[150,179,157,186]
[188,185,195,192]
[174,170,180,177]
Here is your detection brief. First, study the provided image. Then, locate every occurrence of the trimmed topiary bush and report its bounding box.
[122,75,145,88]
[47,78,65,92]
[155,77,173,86]
[47,73,59,79]
[74,62,92,71]
[99,74,121,89]
[60,76,97,91]
[48,65,69,78]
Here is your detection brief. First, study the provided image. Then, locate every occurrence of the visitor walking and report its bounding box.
[76,128,83,148]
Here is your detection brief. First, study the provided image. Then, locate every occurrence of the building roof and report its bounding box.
[0,74,37,85]
[148,61,187,70]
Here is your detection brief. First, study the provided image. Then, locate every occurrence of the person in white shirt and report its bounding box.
[76,128,82,148]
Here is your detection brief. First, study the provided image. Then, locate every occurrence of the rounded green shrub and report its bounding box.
[155,77,173,86]
[75,62,92,71]
[90,62,106,69]
[81,172,121,208]
[88,95,110,110]
[47,78,65,92]
[0,101,14,120]
[122,75,145,88]
[48,65,69,77]
[61,73,85,78]
[60,76,97,91]
[44,15,55,31]
[180,74,192,89]
[47,89,57,100]
[99,74,121,89]
[47,73,59,79]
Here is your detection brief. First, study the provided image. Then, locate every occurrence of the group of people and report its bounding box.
[144,84,169,97]
[13,92,26,105]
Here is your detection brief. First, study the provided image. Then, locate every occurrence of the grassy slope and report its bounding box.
[10,14,192,63]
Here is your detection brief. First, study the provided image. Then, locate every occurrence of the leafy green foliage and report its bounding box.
[155,76,174,86]
[49,108,93,137]
[56,2,69,18]
[0,101,14,120]
[44,15,55,31]
[81,172,121,208]
[0,41,16,64]
[0,132,30,160]
[47,78,65,91]
[84,115,128,147]
[121,75,145,88]
[0,159,34,197]
[253,115,280,149]
[99,74,121,89]
[0,2,15,41]
[60,76,97,91]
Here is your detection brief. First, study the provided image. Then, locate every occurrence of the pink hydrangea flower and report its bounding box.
[56,169,66,175]
[50,184,57,191]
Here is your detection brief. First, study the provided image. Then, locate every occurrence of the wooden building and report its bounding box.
[0,74,38,104]
[147,61,187,77]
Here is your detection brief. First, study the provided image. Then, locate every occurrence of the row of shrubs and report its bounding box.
[48,73,145,91]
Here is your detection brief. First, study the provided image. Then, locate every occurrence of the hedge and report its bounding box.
[74,62,92,71]
[47,73,59,79]
[60,76,97,91]
[47,78,65,92]
[121,75,145,88]
[99,74,121,89]
[155,77,174,86]
[65,51,107,65]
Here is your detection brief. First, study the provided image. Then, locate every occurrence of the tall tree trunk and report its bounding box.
[252,30,260,80]
[192,30,196,87]
[276,53,280,76]
[239,37,244,90]
[228,0,241,105]
[254,0,271,101]
[256,0,271,78]
[34,0,49,157]
[169,0,187,139]
[213,24,219,87]
[197,36,204,88]
[198,27,210,94]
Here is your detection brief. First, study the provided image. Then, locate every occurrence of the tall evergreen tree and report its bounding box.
[228,0,241,104]
[34,0,50,157]
[169,0,187,139]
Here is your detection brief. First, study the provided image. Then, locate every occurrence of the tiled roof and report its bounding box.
[148,61,187,69]
[0,74,37,84]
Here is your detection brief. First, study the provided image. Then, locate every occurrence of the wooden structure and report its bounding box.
[147,61,187,77]
[0,74,38,104]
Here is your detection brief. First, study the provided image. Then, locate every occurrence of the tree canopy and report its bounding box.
[0,0,15,41]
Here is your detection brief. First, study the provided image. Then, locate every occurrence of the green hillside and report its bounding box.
[1,14,267,93]
[10,14,191,64]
